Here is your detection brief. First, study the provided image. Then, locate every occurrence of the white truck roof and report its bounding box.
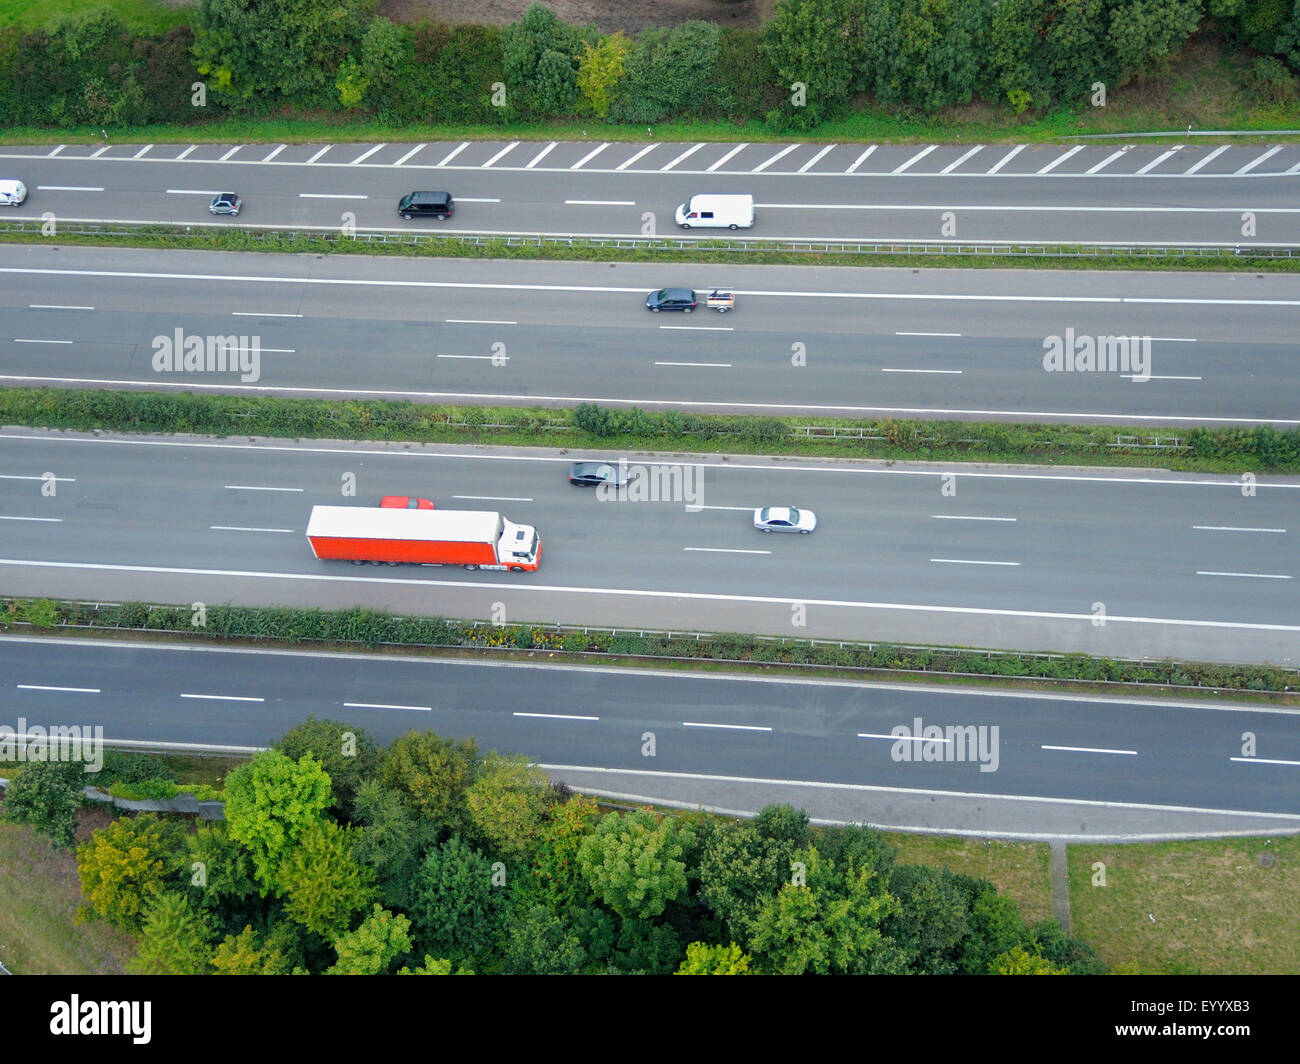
[306,505,502,542]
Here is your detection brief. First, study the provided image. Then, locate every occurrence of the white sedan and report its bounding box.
[754,506,817,534]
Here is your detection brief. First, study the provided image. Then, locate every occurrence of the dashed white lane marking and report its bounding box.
[654,360,732,366]
[299,193,367,199]
[181,692,264,702]
[445,319,517,325]
[231,311,301,317]
[931,558,1020,566]
[565,199,635,206]
[13,339,72,344]
[344,701,431,712]
[881,368,962,374]
[930,515,1017,522]
[225,485,303,492]
[897,331,961,337]
[1230,756,1300,767]
[514,711,599,721]
[1197,570,1291,580]
[17,684,99,693]
[452,495,533,502]
[37,186,102,192]
[209,525,295,533]
[29,305,93,310]
[683,722,772,732]
[1042,745,1138,756]
[0,516,62,522]
[1192,526,1285,533]
[684,547,771,554]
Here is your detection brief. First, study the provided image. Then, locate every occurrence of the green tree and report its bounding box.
[760,0,864,126]
[1106,0,1201,85]
[958,888,1037,974]
[882,864,972,974]
[327,904,413,975]
[398,955,470,974]
[610,22,722,123]
[2,759,83,849]
[275,716,383,821]
[278,819,376,940]
[127,891,215,975]
[193,0,371,106]
[577,809,696,920]
[676,941,751,974]
[577,31,630,116]
[990,945,1068,974]
[696,820,797,944]
[210,925,293,974]
[501,2,585,116]
[76,813,182,933]
[748,847,899,974]
[864,0,989,113]
[499,904,587,974]
[183,824,259,930]
[411,837,502,964]
[380,730,480,836]
[356,16,409,110]
[223,748,332,893]
[465,752,548,859]
[352,780,440,910]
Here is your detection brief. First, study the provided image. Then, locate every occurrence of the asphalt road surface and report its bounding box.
[5,636,1298,839]
[3,138,1300,245]
[2,246,1297,425]
[0,430,1295,664]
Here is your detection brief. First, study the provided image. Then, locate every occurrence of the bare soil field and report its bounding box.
[381,0,775,33]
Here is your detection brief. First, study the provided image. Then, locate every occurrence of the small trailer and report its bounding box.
[705,287,735,313]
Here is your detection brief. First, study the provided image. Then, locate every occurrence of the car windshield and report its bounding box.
[787,508,800,523]
[654,289,670,300]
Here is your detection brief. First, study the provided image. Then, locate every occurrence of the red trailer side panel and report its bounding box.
[307,535,497,565]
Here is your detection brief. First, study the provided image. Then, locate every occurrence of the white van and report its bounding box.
[675,193,753,230]
[0,180,26,206]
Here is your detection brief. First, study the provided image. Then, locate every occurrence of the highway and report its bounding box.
[2,246,1298,424]
[0,429,1295,664]
[4,636,1298,839]
[2,138,1300,245]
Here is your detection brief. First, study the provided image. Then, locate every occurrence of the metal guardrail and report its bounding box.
[1,220,1297,259]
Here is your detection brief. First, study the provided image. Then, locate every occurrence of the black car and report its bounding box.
[645,288,697,313]
[398,191,454,220]
[209,193,241,216]
[568,461,628,487]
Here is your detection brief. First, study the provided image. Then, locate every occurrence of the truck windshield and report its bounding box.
[512,534,537,560]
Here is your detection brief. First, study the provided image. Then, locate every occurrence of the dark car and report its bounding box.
[568,461,628,487]
[380,496,435,510]
[645,288,697,313]
[209,193,241,216]
[398,191,454,220]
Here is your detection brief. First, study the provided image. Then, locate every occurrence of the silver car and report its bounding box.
[754,506,817,534]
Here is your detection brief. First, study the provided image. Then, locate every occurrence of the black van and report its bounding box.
[397,191,454,220]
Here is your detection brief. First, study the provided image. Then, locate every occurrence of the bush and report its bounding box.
[610,22,722,123]
[573,402,615,436]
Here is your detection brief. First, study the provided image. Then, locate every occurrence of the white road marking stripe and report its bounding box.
[798,145,836,172]
[570,142,609,169]
[0,516,62,522]
[931,558,1020,566]
[48,145,65,157]
[209,525,295,533]
[859,731,942,742]
[654,360,732,366]
[437,142,468,166]
[986,144,1025,173]
[299,193,368,199]
[754,144,801,172]
[1042,745,1138,756]
[661,143,705,170]
[1036,145,1085,173]
[305,145,332,164]
[180,693,264,702]
[684,547,770,554]
[1197,570,1291,579]
[262,144,287,162]
[694,505,755,511]
[616,144,658,170]
[0,475,76,482]
[565,199,635,205]
[29,305,93,310]
[445,319,517,325]
[436,354,508,360]
[845,146,876,173]
[881,368,962,374]
[1123,374,1201,380]
[225,485,303,492]
[1150,337,1197,342]
[89,146,109,158]
[893,145,937,173]
[1192,525,1285,533]
[14,339,72,344]
[132,144,153,159]
[930,515,1017,522]
[524,142,556,168]
[176,145,197,160]
[452,495,534,502]
[940,145,984,173]
[218,145,244,161]
[1183,145,1229,174]
[1085,149,1129,175]
[37,186,102,192]
[482,142,519,167]
[514,712,599,721]
[394,143,426,166]
[1230,756,1300,767]
[683,722,772,732]
[17,684,99,693]
[657,326,733,332]
[1235,145,1283,175]
[165,189,221,195]
[231,311,301,317]
[707,144,749,171]
[349,144,385,165]
[1135,146,1183,174]
[897,331,961,337]
[2,557,1296,632]
[452,197,500,203]
[344,701,431,712]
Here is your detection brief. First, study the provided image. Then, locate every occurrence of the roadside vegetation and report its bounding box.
[1,721,1105,974]
[1,2,1299,144]
[5,597,1295,694]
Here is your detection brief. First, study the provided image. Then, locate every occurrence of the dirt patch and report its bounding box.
[380,0,775,34]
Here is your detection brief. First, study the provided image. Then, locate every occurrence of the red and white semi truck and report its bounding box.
[306,505,541,571]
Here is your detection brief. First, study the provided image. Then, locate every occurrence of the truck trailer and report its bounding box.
[306,505,541,571]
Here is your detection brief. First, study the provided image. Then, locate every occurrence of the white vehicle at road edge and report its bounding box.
[0,180,27,206]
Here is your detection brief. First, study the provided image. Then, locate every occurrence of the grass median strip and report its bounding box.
[3,597,1295,695]
[1,389,1297,473]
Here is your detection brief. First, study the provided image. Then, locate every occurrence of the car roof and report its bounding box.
[406,190,451,202]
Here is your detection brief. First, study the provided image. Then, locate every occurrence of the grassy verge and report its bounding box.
[1068,836,1299,974]
[889,834,1053,924]
[4,223,1297,273]
[6,597,1295,694]
[3,388,1298,472]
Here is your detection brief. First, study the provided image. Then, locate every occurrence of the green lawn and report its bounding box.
[887,834,1053,925]
[1068,836,1300,975]
[0,0,193,33]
